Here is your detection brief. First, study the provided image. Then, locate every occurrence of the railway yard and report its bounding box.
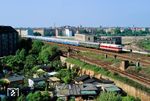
[47,42,150,88]
[24,36,150,89]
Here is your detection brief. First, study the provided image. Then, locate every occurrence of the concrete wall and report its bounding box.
[75,34,94,42]
[60,56,150,101]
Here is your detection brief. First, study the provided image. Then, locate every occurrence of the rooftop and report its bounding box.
[47,72,58,76]
[83,77,102,84]
[75,75,90,82]
[6,75,24,82]
[48,77,60,82]
[56,83,98,96]
[100,84,120,92]
[0,26,18,34]
[31,77,46,82]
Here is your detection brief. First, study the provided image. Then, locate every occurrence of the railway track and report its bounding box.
[47,41,150,87]
[69,54,150,87]
[46,42,150,66]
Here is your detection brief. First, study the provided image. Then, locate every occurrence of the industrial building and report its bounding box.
[97,36,122,44]
[16,28,33,37]
[0,26,18,57]
[62,28,72,37]
[75,33,94,42]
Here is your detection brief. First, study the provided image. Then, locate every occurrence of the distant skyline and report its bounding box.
[0,0,150,27]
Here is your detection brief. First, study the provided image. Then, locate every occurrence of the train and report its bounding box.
[24,35,123,52]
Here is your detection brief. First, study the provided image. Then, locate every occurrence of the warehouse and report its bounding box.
[97,36,122,44]
[75,33,94,42]
[0,26,18,57]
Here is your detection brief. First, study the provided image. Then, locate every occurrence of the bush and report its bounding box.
[96,92,122,101]
[122,95,141,101]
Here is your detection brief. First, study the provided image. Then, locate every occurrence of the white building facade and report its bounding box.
[63,28,72,37]
[16,28,33,37]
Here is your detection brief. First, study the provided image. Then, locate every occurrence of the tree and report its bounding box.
[0,79,10,90]
[57,98,64,101]
[15,49,26,62]
[122,28,132,36]
[18,38,32,52]
[41,91,51,101]
[26,91,42,101]
[122,95,141,101]
[51,45,60,55]
[114,27,121,34]
[49,45,61,60]
[38,44,60,64]
[96,29,106,36]
[63,75,71,84]
[38,48,51,64]
[17,94,26,101]
[15,49,26,70]
[33,32,41,36]
[52,60,62,71]
[45,31,54,36]
[57,69,76,84]
[96,92,122,101]
[79,29,89,34]
[26,91,50,101]
[24,54,37,69]
[31,66,40,73]
[145,28,150,34]
[30,40,43,54]
[2,55,17,71]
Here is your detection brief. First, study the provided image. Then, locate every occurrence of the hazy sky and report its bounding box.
[0,0,150,27]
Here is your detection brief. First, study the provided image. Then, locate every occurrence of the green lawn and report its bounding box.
[137,38,150,51]
[142,67,150,75]
[78,51,120,64]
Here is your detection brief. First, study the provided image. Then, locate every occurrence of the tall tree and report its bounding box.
[57,69,76,84]
[38,44,60,64]
[18,49,26,61]
[24,54,37,69]
[30,40,43,54]
[114,27,121,34]
[18,38,32,52]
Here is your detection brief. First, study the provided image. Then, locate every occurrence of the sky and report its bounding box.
[0,0,150,27]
